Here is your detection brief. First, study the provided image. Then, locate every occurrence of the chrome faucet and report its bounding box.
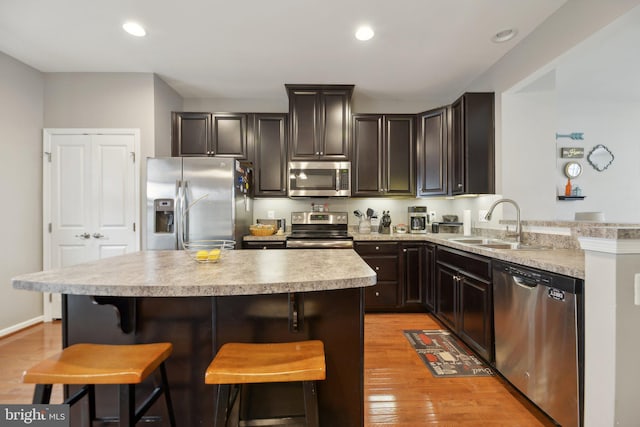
[484,198,521,243]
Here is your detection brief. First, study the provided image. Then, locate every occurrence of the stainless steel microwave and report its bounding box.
[288,161,351,197]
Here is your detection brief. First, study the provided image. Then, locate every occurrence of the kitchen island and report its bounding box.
[13,249,376,427]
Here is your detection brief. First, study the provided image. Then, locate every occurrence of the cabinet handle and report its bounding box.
[457,183,463,188]
[403,248,407,252]
[375,266,380,271]
[315,151,320,155]
[320,151,323,155]
[375,291,380,297]
[375,246,380,250]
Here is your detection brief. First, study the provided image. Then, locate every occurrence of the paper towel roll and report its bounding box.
[463,210,471,236]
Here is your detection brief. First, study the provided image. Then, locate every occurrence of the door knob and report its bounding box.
[75,233,90,239]
[92,233,105,239]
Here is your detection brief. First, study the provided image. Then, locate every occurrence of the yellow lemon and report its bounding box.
[196,250,208,261]
[208,249,221,261]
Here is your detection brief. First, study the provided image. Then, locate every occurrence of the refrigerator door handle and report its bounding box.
[176,180,185,249]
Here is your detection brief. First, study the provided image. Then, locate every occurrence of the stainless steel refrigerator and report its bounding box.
[146,157,253,250]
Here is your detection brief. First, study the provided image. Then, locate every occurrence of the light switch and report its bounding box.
[267,210,275,219]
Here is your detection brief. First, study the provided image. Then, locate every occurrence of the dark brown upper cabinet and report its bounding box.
[171,112,211,156]
[352,114,415,197]
[286,84,353,160]
[251,114,288,197]
[417,107,449,196]
[171,112,248,159]
[212,113,248,158]
[449,92,495,195]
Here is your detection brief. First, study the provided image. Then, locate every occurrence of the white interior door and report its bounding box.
[43,129,140,320]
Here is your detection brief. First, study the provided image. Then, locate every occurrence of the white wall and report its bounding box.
[153,75,184,157]
[466,0,640,222]
[0,52,45,332]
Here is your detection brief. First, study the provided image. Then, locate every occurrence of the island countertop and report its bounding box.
[12,249,377,297]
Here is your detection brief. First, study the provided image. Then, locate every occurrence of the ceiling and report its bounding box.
[0,0,568,104]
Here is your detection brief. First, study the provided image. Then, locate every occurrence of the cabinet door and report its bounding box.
[458,274,493,361]
[450,98,464,195]
[212,113,248,158]
[321,90,351,160]
[253,114,288,197]
[352,115,383,196]
[417,107,448,196]
[171,112,212,156]
[401,244,424,307]
[384,115,415,195]
[436,263,458,331]
[288,90,320,159]
[449,93,495,195]
[423,243,436,312]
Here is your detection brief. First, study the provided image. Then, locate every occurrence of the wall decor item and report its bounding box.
[564,161,583,179]
[561,147,584,158]
[555,132,584,140]
[587,144,614,171]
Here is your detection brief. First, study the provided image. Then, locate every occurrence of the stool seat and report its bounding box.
[23,343,173,385]
[205,340,326,384]
[206,340,326,427]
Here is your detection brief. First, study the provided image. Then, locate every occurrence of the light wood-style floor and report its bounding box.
[0,314,555,426]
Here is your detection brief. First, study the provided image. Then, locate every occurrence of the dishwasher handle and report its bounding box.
[513,276,538,289]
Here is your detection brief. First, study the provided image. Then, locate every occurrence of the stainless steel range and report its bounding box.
[286,211,353,248]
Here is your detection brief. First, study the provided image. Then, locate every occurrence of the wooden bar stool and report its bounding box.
[23,342,176,427]
[205,340,326,427]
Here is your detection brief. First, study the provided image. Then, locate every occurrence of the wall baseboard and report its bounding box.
[0,316,45,338]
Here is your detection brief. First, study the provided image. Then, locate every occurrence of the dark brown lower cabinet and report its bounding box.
[356,241,434,313]
[354,242,399,311]
[435,246,493,362]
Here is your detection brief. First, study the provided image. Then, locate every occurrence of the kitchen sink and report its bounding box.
[448,237,551,251]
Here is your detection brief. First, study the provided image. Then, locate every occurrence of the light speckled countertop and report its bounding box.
[12,249,376,296]
[245,232,586,278]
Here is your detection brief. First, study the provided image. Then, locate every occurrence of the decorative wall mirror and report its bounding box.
[564,161,582,179]
[587,144,614,172]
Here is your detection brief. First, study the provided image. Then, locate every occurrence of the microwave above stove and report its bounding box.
[287,161,351,197]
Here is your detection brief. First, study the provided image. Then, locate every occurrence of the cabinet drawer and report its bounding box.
[364,282,398,307]
[354,242,398,255]
[242,241,286,250]
[361,256,398,282]
[436,246,491,281]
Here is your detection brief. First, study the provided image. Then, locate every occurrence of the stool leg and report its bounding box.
[32,384,52,404]
[87,384,96,423]
[214,384,231,427]
[302,381,319,427]
[119,384,135,427]
[159,362,176,427]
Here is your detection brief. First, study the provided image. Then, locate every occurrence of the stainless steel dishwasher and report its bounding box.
[493,260,583,427]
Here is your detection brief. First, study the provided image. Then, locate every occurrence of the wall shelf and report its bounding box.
[557,196,586,201]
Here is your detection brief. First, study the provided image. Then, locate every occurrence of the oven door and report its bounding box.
[288,161,351,197]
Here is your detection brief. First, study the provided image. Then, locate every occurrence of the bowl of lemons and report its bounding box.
[183,240,235,263]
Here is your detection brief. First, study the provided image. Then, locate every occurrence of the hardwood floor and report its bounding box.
[0,320,63,404]
[365,313,556,426]
[0,314,555,426]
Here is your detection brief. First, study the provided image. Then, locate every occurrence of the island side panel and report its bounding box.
[213,288,365,427]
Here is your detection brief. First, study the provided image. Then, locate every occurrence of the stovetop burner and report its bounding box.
[287,211,352,248]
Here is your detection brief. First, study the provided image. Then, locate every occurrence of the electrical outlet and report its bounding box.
[267,210,275,219]
[479,210,489,222]
[429,211,436,222]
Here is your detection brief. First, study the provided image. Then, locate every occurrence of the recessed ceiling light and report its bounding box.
[123,21,146,37]
[492,28,517,43]
[355,26,374,41]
